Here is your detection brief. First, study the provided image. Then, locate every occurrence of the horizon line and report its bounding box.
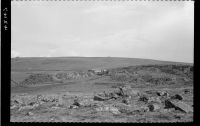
[11,56,193,64]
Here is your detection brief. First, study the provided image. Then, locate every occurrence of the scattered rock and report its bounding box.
[26,112,34,116]
[18,106,35,111]
[32,103,39,108]
[28,102,36,106]
[70,97,95,108]
[69,105,78,109]
[51,106,60,109]
[139,95,149,103]
[93,86,139,103]
[93,95,110,101]
[11,80,193,122]
[72,97,81,107]
[174,115,181,119]
[184,89,191,94]
[145,90,157,95]
[171,101,193,113]
[148,97,162,104]
[12,99,20,104]
[156,91,169,97]
[160,108,175,113]
[170,94,183,100]
[118,85,140,98]
[11,105,18,109]
[113,88,122,96]
[18,93,29,96]
[103,91,111,97]
[164,100,193,113]
[121,85,132,95]
[109,106,120,114]
[164,99,177,109]
[78,98,94,107]
[50,118,54,121]
[122,98,130,105]
[11,97,23,106]
[139,106,149,112]
[109,92,120,99]
[95,107,103,112]
[95,105,120,114]
[37,95,59,103]
[148,103,161,112]
[113,103,134,114]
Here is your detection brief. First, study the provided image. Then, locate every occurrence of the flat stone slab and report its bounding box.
[93,95,111,101]
[170,101,193,113]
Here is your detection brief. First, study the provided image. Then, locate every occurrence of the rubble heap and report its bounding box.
[20,73,55,85]
[109,64,193,85]
[55,71,95,80]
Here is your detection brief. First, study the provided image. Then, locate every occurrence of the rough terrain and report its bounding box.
[11,57,193,122]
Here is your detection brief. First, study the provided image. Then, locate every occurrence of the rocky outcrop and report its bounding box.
[20,73,57,85]
[55,71,94,80]
[164,100,193,113]
[109,64,193,85]
[11,85,193,122]
[170,94,183,100]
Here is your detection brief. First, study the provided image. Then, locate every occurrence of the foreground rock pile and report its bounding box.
[92,86,193,114]
[11,86,193,122]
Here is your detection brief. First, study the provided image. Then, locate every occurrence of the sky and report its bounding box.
[11,1,194,63]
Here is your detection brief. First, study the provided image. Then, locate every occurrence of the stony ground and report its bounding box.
[10,86,193,122]
[11,63,193,122]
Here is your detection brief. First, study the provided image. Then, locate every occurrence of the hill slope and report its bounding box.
[11,57,192,72]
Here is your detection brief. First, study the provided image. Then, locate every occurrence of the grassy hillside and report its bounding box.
[11,57,192,72]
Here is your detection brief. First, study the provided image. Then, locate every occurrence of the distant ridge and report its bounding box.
[11,57,192,72]
[11,56,193,64]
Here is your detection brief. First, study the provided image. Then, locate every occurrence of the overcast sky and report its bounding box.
[11,1,194,63]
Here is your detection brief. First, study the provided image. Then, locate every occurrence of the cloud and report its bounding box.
[11,1,194,63]
[83,4,131,16]
[11,50,20,58]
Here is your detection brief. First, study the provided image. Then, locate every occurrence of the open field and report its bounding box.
[11,57,193,122]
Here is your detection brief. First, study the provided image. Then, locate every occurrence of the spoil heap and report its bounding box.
[109,64,193,85]
[20,73,55,85]
[55,71,95,80]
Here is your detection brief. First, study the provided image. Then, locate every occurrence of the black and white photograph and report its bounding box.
[10,0,194,122]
